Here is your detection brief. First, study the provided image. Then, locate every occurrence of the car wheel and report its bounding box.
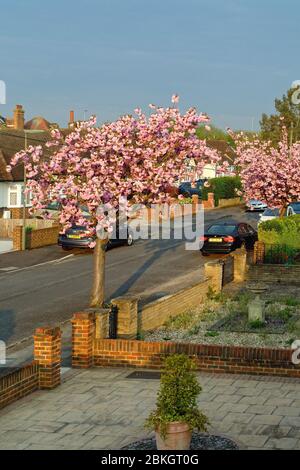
[201,251,209,257]
[127,233,134,246]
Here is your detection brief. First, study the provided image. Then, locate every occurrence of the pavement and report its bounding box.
[0,206,260,348]
[0,367,299,450]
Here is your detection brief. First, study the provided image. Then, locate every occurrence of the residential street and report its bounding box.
[0,206,259,347]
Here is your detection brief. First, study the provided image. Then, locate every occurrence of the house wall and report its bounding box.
[201,164,216,179]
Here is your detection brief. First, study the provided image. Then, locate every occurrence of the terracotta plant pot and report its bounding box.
[156,422,192,450]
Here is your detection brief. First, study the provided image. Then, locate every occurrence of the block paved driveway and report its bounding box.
[0,368,300,450]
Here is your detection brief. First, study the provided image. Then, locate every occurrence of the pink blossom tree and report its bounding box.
[231,128,300,217]
[9,98,219,307]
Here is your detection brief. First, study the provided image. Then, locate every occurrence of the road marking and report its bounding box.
[0,266,18,271]
[0,254,75,276]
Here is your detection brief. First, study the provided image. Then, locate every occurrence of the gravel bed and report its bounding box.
[121,433,239,450]
[144,296,299,349]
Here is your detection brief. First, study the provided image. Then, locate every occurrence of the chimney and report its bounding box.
[13,104,24,130]
[69,110,74,127]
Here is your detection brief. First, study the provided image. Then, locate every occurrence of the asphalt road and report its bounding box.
[0,206,259,346]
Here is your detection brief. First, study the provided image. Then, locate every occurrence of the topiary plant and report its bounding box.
[145,354,209,439]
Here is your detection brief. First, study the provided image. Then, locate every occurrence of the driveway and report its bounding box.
[0,239,13,254]
[0,368,299,450]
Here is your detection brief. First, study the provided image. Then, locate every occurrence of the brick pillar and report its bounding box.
[71,312,95,368]
[111,296,139,339]
[232,247,248,282]
[207,192,215,208]
[204,260,223,292]
[253,241,265,265]
[94,308,110,339]
[13,104,24,130]
[13,225,23,251]
[34,327,61,389]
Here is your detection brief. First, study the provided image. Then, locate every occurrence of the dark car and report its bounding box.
[58,224,134,251]
[178,179,206,198]
[200,222,257,255]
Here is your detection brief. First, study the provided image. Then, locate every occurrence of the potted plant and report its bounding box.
[145,354,209,450]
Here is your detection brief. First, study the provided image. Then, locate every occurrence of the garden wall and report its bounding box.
[13,224,60,251]
[247,263,300,286]
[0,362,39,410]
[0,327,62,410]
[92,339,300,378]
[218,197,242,208]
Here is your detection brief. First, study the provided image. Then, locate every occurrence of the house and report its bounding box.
[0,106,73,218]
[0,125,50,218]
[182,140,236,181]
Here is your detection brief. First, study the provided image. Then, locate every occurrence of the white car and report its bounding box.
[246,199,268,212]
[287,202,300,216]
[258,208,280,225]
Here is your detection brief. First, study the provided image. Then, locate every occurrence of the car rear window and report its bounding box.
[207,225,236,235]
[263,208,279,216]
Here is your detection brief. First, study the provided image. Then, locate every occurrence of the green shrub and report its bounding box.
[201,176,242,206]
[145,355,209,439]
[259,215,300,249]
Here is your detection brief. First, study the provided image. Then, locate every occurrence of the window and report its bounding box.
[8,185,19,207]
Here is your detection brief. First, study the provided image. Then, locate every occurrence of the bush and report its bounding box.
[201,176,242,206]
[258,215,300,249]
[145,354,209,439]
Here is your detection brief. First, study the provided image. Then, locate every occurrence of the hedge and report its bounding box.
[201,176,242,206]
[258,215,300,249]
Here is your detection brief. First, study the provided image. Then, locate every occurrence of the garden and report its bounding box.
[145,287,300,349]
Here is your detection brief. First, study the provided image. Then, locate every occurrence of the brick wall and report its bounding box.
[93,339,300,378]
[0,362,39,410]
[140,278,212,333]
[218,197,242,208]
[12,224,60,251]
[247,263,300,286]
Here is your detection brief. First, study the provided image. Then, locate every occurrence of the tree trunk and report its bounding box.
[279,206,286,218]
[90,237,107,308]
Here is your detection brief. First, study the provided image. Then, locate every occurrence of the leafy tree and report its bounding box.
[260,87,300,144]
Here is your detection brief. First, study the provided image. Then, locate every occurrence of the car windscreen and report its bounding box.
[290,203,300,214]
[207,225,236,235]
[263,208,279,216]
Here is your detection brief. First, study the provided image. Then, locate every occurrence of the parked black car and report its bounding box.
[178,179,207,198]
[58,224,134,251]
[200,222,257,255]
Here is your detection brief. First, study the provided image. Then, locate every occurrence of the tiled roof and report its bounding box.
[0,129,50,181]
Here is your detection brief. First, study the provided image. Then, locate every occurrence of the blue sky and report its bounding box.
[0,0,299,130]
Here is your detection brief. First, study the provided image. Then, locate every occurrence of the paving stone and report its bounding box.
[222,412,254,424]
[258,425,292,438]
[212,394,242,404]
[236,434,269,449]
[250,414,283,426]
[266,398,294,407]
[247,405,276,415]
[239,396,267,406]
[218,403,250,413]
[281,416,300,427]
[265,437,299,450]
[272,407,300,417]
